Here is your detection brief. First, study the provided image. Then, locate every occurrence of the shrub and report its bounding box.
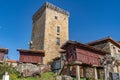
[0,63,20,80]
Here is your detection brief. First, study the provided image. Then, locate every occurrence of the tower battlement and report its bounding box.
[33,2,69,21]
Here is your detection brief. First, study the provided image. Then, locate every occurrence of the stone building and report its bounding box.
[87,37,120,73]
[31,2,69,64]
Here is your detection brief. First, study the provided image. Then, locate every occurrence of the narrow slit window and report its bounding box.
[55,16,58,19]
[118,50,120,53]
[56,37,60,45]
[57,26,60,33]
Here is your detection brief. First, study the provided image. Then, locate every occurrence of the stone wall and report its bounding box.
[31,11,45,50]
[17,63,51,77]
[91,42,111,53]
[109,42,120,56]
[43,7,68,64]
[108,42,120,73]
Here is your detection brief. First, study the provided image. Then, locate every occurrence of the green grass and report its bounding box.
[39,72,55,80]
[12,77,40,80]
[9,72,55,80]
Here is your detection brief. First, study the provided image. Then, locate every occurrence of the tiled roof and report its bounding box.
[87,37,120,48]
[17,49,45,55]
[61,40,110,55]
[0,48,8,54]
[6,60,18,63]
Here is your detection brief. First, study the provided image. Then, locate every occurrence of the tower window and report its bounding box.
[56,37,60,45]
[55,16,58,19]
[118,50,120,53]
[57,26,60,33]
[113,47,115,49]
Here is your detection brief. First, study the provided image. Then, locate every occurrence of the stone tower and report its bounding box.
[31,2,69,64]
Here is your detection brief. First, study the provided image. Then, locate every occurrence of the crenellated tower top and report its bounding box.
[32,2,69,21]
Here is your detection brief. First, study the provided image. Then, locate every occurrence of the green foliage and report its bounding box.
[0,63,20,80]
[10,76,41,80]
[0,64,5,78]
[72,77,76,80]
[12,72,55,80]
[39,72,55,80]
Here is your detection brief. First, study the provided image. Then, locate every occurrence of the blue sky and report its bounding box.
[0,0,120,60]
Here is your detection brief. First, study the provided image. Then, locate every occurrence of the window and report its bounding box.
[113,46,117,54]
[55,16,58,19]
[113,47,115,49]
[56,37,60,45]
[118,50,120,53]
[57,26,60,33]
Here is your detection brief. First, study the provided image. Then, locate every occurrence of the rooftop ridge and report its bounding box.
[86,36,120,49]
[86,36,112,45]
[61,40,110,54]
[32,2,69,21]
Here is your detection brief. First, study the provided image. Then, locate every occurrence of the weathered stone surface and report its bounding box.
[55,75,72,80]
[17,63,51,77]
[92,42,111,53]
[55,76,62,80]
[85,67,94,78]
[63,75,72,80]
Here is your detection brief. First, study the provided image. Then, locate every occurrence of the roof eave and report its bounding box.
[0,48,8,54]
